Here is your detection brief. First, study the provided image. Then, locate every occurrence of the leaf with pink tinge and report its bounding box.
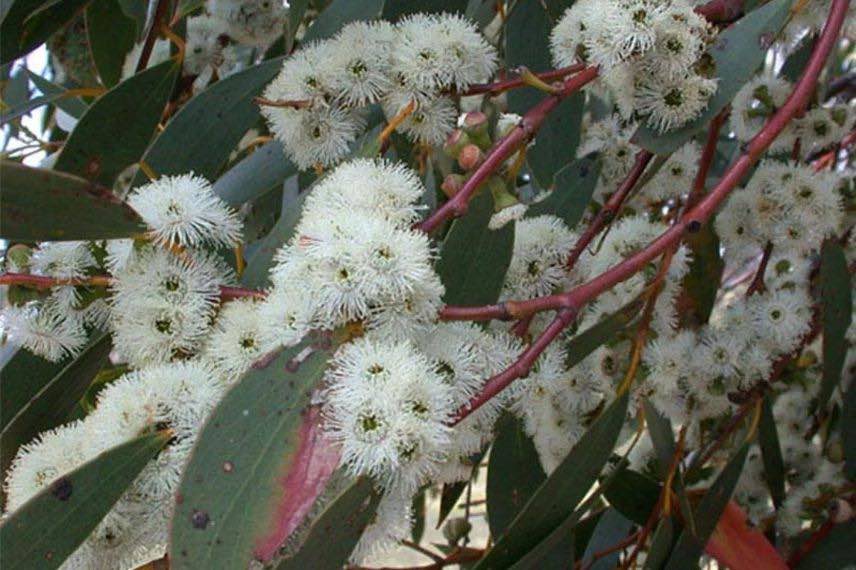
[704,500,787,570]
[170,333,341,570]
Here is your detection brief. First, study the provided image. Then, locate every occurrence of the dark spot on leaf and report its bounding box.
[191,510,210,529]
[223,461,234,473]
[759,32,774,49]
[175,493,184,505]
[45,551,53,560]
[51,477,73,501]
[285,358,301,372]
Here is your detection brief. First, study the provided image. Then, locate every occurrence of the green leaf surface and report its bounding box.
[817,241,852,411]
[303,0,384,43]
[116,0,148,38]
[85,0,136,87]
[580,508,635,570]
[643,400,677,480]
[525,156,599,229]
[566,299,642,368]
[758,395,785,507]
[241,188,305,288]
[276,478,381,569]
[504,0,551,115]
[664,444,749,570]
[25,69,88,117]
[0,161,146,241]
[285,0,309,51]
[644,517,676,570]
[633,0,792,155]
[527,92,584,189]
[436,190,515,306]
[170,334,338,570]
[0,0,89,64]
[0,431,170,570]
[487,414,546,537]
[795,521,856,570]
[54,58,179,186]
[131,57,283,188]
[1,334,111,483]
[678,224,724,328]
[844,379,856,480]
[603,468,660,526]
[475,393,629,569]
[0,348,69,432]
[213,141,297,206]
[383,0,468,21]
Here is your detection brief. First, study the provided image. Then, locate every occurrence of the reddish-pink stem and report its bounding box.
[417,66,600,234]
[695,0,744,22]
[460,64,586,97]
[565,150,654,270]
[451,0,850,422]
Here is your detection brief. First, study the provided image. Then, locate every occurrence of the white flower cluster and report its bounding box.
[551,0,717,132]
[260,15,497,168]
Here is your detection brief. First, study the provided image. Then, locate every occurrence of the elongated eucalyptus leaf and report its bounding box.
[0,161,146,241]
[170,334,340,569]
[580,508,635,570]
[643,400,677,480]
[644,518,676,570]
[566,299,642,368]
[758,395,785,507]
[25,69,88,117]
[795,521,856,570]
[131,57,284,188]
[603,468,660,526]
[302,0,384,43]
[664,445,749,569]
[240,189,305,288]
[1,334,111,483]
[678,224,724,328]
[633,0,792,155]
[844,381,856,480]
[487,414,546,537]
[0,431,170,570]
[527,92,584,189]
[213,141,296,206]
[276,477,381,569]
[1,349,69,432]
[705,500,786,570]
[525,157,599,229]
[475,393,629,569]
[383,0,468,21]
[54,59,179,186]
[0,0,88,64]
[85,0,136,87]
[436,191,515,306]
[504,0,551,115]
[817,241,852,411]
[285,0,309,51]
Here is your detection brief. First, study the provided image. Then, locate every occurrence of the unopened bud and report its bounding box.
[443,129,469,158]
[830,498,853,523]
[487,176,519,210]
[441,174,466,198]
[443,517,472,544]
[461,111,491,148]
[458,144,484,171]
[6,244,32,273]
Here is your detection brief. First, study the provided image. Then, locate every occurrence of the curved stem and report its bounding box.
[460,64,586,97]
[417,66,600,234]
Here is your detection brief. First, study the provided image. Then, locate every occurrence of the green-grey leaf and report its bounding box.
[0,431,170,570]
[436,190,515,306]
[303,0,384,43]
[0,161,146,241]
[0,0,88,64]
[759,394,785,507]
[475,393,629,569]
[525,156,599,229]
[603,468,660,526]
[54,58,179,186]
[644,518,676,570]
[817,241,852,411]
[170,334,337,570]
[566,299,642,368]
[795,521,856,570]
[240,189,305,288]
[678,224,724,328]
[504,0,551,115]
[487,414,546,537]
[633,0,792,155]
[527,92,584,189]
[844,380,856,480]
[580,508,635,570]
[1,348,69,432]
[276,478,381,569]
[85,0,136,87]
[1,334,111,484]
[131,57,284,188]
[383,0,467,20]
[664,444,749,569]
[26,70,88,117]
[213,141,296,207]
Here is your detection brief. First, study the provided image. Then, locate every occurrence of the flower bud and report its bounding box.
[441,174,466,198]
[458,144,484,171]
[461,111,490,147]
[443,129,469,158]
[6,244,32,273]
[443,517,472,544]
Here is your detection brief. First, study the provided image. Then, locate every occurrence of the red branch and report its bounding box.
[695,0,745,22]
[417,66,600,234]
[460,64,586,97]
[565,150,654,270]
[450,0,850,422]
